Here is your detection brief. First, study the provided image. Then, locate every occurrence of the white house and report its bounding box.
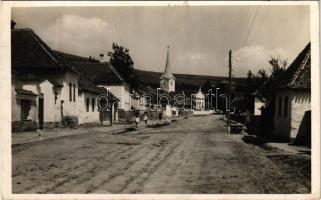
[77,78,107,125]
[62,58,131,112]
[273,43,311,143]
[11,28,80,131]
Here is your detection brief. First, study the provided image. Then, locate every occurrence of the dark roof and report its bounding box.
[283,43,311,90]
[55,51,126,86]
[15,88,37,96]
[52,50,100,63]
[78,77,106,95]
[11,29,80,75]
[12,70,40,81]
[80,62,125,85]
[54,51,127,93]
[12,70,64,87]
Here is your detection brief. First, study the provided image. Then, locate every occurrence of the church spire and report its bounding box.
[164,46,170,73]
[160,46,175,92]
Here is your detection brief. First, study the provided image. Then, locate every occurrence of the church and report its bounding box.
[158,46,206,115]
[160,46,176,93]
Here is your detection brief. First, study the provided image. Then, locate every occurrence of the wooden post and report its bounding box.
[227,50,232,134]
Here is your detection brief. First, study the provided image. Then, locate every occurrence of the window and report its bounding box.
[278,97,282,117]
[86,97,90,112]
[69,83,72,102]
[92,98,95,112]
[73,84,76,102]
[54,92,58,104]
[284,96,288,117]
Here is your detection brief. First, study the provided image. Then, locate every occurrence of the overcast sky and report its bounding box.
[12,6,310,77]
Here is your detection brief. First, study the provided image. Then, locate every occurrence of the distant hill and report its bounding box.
[134,69,246,88]
[52,49,246,89]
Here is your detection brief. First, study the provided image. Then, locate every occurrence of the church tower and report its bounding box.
[160,46,175,92]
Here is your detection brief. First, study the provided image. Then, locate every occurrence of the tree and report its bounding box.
[269,56,287,86]
[109,43,138,89]
[242,56,287,101]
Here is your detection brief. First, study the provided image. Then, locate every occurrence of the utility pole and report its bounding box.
[227,50,232,134]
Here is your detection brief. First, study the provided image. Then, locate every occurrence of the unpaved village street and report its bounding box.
[12,116,310,194]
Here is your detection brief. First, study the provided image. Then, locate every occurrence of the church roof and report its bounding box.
[160,46,175,80]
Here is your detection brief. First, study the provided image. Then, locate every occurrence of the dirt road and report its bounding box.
[12,115,310,194]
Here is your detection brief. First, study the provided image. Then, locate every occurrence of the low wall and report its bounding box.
[193,110,212,116]
[12,120,38,132]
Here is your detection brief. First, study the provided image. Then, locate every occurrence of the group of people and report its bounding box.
[134,111,148,128]
[134,111,163,128]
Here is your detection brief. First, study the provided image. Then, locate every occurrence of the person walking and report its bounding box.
[143,112,148,125]
[159,112,163,120]
[135,111,140,128]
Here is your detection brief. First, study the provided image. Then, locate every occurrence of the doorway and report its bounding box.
[38,96,44,129]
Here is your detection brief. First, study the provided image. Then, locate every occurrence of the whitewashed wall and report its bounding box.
[39,80,61,122]
[101,85,130,111]
[290,90,310,139]
[273,89,311,140]
[77,92,100,124]
[254,98,264,116]
[56,72,79,117]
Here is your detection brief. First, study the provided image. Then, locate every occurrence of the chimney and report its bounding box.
[11,20,16,30]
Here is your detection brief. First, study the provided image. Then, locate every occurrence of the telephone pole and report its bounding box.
[227,50,232,134]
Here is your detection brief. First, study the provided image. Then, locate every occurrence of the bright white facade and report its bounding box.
[273,89,310,140]
[77,92,100,124]
[194,87,205,111]
[99,85,131,111]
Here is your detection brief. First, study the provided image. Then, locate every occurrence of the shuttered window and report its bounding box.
[92,98,95,112]
[69,83,72,102]
[73,84,76,102]
[86,98,90,112]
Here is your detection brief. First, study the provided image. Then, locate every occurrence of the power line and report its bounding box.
[241,7,255,46]
[248,9,269,44]
[242,6,259,47]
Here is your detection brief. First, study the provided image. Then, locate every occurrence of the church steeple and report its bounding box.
[164,46,170,74]
[160,46,175,92]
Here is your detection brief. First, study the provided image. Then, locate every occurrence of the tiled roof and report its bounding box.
[74,62,126,85]
[12,70,40,81]
[54,50,126,85]
[12,70,64,88]
[283,43,311,90]
[78,77,106,95]
[54,50,127,95]
[11,28,80,75]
